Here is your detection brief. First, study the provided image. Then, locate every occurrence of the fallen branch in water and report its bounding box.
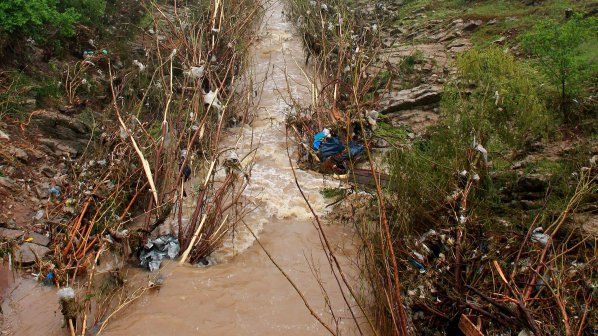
[96,284,153,335]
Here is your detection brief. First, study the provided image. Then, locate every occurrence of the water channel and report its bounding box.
[1,1,362,335]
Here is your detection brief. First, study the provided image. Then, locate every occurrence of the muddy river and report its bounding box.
[1,1,364,335]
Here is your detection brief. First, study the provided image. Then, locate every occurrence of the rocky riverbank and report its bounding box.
[289,0,596,334]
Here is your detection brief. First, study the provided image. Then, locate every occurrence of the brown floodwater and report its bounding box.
[1,1,364,335]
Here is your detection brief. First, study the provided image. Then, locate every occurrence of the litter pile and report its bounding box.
[353,159,597,335]
[139,235,180,272]
[288,113,369,176]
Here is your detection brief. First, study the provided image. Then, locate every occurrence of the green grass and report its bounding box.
[375,122,408,144]
[395,0,598,53]
[532,159,565,175]
[320,187,345,198]
[0,72,32,119]
[463,0,530,19]
[372,70,392,91]
[399,49,424,74]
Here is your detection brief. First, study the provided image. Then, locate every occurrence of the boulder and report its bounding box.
[387,110,440,134]
[38,138,81,157]
[516,173,549,193]
[35,182,51,199]
[0,177,17,191]
[0,129,9,140]
[390,27,409,36]
[9,147,29,163]
[463,20,482,32]
[379,85,443,115]
[41,166,56,178]
[31,109,90,141]
[374,138,390,148]
[25,98,37,109]
[437,30,460,42]
[0,228,25,240]
[16,242,50,264]
[26,232,50,246]
[494,36,507,45]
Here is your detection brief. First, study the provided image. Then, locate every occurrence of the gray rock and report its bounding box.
[517,173,549,193]
[374,138,390,148]
[494,36,507,45]
[387,110,440,134]
[412,7,426,14]
[379,85,443,114]
[511,161,525,170]
[39,138,80,157]
[437,31,459,42]
[27,232,50,246]
[0,176,17,191]
[449,18,464,27]
[447,40,466,49]
[34,209,45,221]
[36,182,51,199]
[16,242,50,264]
[9,147,29,163]
[3,219,18,229]
[0,228,25,240]
[25,98,37,109]
[41,166,56,178]
[0,129,9,140]
[463,20,482,32]
[31,109,90,141]
[391,27,409,36]
[422,62,434,72]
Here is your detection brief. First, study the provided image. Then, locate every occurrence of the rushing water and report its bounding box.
[100,2,361,335]
[1,1,362,335]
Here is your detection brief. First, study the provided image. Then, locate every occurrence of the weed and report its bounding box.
[444,47,555,147]
[372,69,392,91]
[0,71,30,119]
[374,121,408,144]
[320,187,344,198]
[521,14,598,119]
[399,49,424,74]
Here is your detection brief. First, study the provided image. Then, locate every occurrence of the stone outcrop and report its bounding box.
[32,109,90,140]
[16,242,50,264]
[379,85,442,115]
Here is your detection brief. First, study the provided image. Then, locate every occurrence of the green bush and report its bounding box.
[0,71,30,119]
[59,0,106,26]
[0,0,79,38]
[443,48,553,148]
[521,14,598,118]
[387,48,555,225]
